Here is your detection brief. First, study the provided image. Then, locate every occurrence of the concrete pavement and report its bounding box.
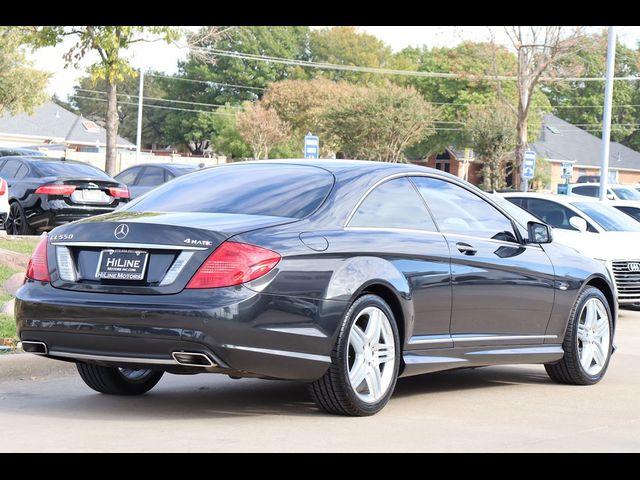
[1,309,639,452]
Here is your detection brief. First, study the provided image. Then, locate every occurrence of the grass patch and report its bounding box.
[0,236,40,255]
[0,313,16,339]
[0,264,21,304]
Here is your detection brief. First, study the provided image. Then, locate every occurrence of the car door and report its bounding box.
[133,166,166,198]
[411,177,555,346]
[346,176,452,348]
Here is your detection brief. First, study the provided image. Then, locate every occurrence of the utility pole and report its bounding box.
[136,68,144,163]
[599,26,616,201]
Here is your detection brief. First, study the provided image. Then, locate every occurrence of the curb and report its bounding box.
[0,352,76,384]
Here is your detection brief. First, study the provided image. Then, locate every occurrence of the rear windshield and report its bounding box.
[127,164,335,218]
[35,161,111,179]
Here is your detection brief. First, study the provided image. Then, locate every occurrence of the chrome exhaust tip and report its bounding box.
[21,341,48,355]
[172,351,216,367]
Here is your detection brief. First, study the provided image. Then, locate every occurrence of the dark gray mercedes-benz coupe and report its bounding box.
[15,160,617,416]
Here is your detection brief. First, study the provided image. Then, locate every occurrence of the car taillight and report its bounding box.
[186,241,281,289]
[35,185,76,195]
[108,186,130,199]
[25,234,50,282]
[0,178,6,196]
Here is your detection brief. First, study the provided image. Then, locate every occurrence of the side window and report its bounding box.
[572,185,598,197]
[0,159,23,179]
[165,170,176,182]
[349,177,437,231]
[115,166,142,185]
[411,177,517,243]
[14,164,28,180]
[524,198,581,231]
[137,166,165,187]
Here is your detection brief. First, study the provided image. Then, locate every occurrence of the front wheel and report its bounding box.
[309,294,400,416]
[545,286,613,385]
[77,363,164,395]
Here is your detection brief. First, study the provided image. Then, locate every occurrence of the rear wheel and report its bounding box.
[545,286,613,385]
[76,363,164,395]
[309,294,400,416]
[5,202,34,235]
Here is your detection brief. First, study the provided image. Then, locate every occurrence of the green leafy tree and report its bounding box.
[465,102,516,191]
[310,26,393,84]
[545,33,640,147]
[69,71,171,149]
[236,103,291,159]
[0,27,49,115]
[322,82,438,162]
[28,26,179,174]
[210,104,251,159]
[164,111,220,155]
[532,157,552,191]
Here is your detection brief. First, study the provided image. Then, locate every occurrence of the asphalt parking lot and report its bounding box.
[1,309,639,452]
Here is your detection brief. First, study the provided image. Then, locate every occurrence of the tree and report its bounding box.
[210,104,251,159]
[544,33,640,148]
[0,28,49,115]
[236,104,291,159]
[465,102,516,191]
[28,26,179,175]
[495,26,586,190]
[310,26,394,84]
[69,71,171,149]
[322,82,438,162]
[261,78,355,156]
[164,111,220,155]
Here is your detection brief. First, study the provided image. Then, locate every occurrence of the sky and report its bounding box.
[28,26,640,100]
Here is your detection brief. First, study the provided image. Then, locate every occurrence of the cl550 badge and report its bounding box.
[184,238,212,247]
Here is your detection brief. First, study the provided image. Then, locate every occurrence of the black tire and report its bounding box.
[545,286,613,385]
[5,201,35,235]
[308,294,401,416]
[76,363,164,395]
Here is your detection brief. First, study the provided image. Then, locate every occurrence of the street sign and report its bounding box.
[522,150,536,180]
[561,161,573,180]
[304,134,319,159]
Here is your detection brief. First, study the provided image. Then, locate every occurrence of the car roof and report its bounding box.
[121,162,199,169]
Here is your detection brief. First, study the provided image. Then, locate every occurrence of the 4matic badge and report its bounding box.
[184,238,213,247]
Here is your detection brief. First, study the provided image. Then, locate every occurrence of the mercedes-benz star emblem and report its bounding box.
[114,224,129,240]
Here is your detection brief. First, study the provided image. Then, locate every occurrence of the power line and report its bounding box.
[194,47,640,83]
[71,95,235,116]
[75,88,240,109]
[145,72,266,91]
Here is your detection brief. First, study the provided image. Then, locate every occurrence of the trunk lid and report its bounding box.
[47,211,293,294]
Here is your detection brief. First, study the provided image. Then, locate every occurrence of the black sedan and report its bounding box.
[1,156,129,235]
[15,161,617,416]
[114,163,201,199]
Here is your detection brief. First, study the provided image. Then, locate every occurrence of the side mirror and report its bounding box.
[527,221,553,244]
[607,193,615,200]
[569,216,588,233]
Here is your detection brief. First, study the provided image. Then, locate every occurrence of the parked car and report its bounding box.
[1,156,130,235]
[0,147,46,157]
[16,161,616,416]
[498,192,640,306]
[114,163,202,199]
[570,183,640,201]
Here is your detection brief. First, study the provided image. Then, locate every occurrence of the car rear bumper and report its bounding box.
[15,281,346,381]
[26,201,125,231]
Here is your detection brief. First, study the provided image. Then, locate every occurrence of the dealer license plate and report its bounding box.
[96,249,149,281]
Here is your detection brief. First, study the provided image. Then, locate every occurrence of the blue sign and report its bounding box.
[522,150,536,179]
[304,134,319,159]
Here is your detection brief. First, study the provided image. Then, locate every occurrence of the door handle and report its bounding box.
[456,242,477,256]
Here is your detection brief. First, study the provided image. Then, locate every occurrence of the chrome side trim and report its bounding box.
[222,344,331,363]
[262,326,328,338]
[50,241,207,251]
[48,350,178,365]
[408,335,452,345]
[466,345,564,356]
[453,334,557,343]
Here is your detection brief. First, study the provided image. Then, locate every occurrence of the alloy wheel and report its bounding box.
[6,204,22,235]
[577,298,611,376]
[347,306,396,403]
[117,367,155,383]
